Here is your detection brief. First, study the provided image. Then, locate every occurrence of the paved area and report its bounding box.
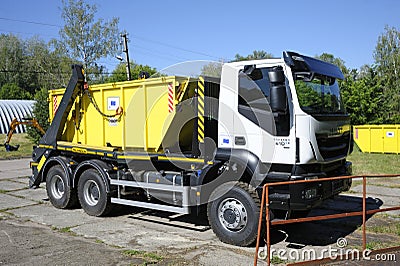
[0,158,399,265]
[0,158,257,265]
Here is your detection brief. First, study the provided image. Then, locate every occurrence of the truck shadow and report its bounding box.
[109,194,384,245]
[126,210,211,232]
[269,195,384,247]
[111,206,211,232]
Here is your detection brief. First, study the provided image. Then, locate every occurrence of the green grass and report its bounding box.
[368,223,400,236]
[270,255,287,264]
[347,147,400,175]
[0,133,35,159]
[58,226,73,233]
[122,249,163,263]
[51,226,78,236]
[364,240,398,250]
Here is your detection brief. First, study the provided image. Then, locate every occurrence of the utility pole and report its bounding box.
[121,33,131,80]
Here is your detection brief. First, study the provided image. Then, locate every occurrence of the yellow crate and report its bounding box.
[353,125,400,154]
[49,76,193,152]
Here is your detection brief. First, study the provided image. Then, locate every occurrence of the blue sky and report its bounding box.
[0,0,399,72]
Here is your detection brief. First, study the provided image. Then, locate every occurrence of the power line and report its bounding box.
[131,48,185,64]
[0,69,120,76]
[0,16,232,66]
[0,16,227,61]
[131,34,225,60]
[0,28,59,39]
[0,17,61,28]
[131,44,192,61]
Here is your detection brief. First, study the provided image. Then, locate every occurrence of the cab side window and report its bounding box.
[238,68,274,134]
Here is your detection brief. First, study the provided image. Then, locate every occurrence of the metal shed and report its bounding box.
[0,100,35,134]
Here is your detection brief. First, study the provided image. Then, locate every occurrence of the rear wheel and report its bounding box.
[207,182,260,246]
[46,165,77,209]
[78,168,112,216]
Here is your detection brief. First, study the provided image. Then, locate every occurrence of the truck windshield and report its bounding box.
[295,74,345,114]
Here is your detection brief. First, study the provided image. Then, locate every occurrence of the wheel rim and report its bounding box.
[50,174,65,199]
[218,197,248,232]
[83,180,100,206]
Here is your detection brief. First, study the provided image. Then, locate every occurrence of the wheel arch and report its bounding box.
[42,156,72,186]
[201,148,268,187]
[73,159,112,193]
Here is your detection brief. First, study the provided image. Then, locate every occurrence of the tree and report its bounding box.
[59,0,120,76]
[106,62,157,83]
[0,34,74,95]
[340,66,385,125]
[25,37,77,90]
[201,61,223,78]
[27,87,50,142]
[316,53,387,125]
[0,34,24,89]
[317,53,349,76]
[0,83,32,99]
[233,50,273,61]
[48,39,79,88]
[373,25,400,123]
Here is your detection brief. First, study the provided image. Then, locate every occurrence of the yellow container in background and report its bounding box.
[353,125,400,154]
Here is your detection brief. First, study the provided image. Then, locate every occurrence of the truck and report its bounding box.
[29,51,352,246]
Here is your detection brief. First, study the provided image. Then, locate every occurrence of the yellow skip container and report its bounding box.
[49,76,198,153]
[353,125,400,154]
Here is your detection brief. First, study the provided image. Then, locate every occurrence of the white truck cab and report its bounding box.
[214,51,352,214]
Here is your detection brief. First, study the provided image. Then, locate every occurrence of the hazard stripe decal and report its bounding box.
[53,95,58,115]
[168,83,174,113]
[198,77,205,143]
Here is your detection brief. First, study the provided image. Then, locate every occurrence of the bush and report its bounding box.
[27,87,49,143]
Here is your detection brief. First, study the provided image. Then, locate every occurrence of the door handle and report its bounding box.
[235,136,246,145]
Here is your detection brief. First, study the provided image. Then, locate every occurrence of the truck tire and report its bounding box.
[46,165,78,209]
[207,181,260,246]
[77,168,112,216]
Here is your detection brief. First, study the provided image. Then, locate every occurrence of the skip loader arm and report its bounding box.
[30,64,85,188]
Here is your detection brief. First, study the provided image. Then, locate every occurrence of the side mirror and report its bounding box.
[243,65,263,80]
[268,67,287,113]
[268,66,285,83]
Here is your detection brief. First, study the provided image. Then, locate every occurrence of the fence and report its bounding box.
[254,174,400,266]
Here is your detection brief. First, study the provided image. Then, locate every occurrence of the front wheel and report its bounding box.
[78,168,112,216]
[207,182,260,246]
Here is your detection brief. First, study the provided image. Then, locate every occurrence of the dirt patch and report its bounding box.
[0,216,169,265]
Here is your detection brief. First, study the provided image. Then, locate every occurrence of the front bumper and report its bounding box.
[260,161,352,211]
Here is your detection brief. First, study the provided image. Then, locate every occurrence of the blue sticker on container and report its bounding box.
[223,138,229,144]
[386,131,394,138]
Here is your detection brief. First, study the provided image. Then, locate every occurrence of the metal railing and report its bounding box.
[254,174,400,266]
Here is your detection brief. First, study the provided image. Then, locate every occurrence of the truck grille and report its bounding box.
[316,132,350,160]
